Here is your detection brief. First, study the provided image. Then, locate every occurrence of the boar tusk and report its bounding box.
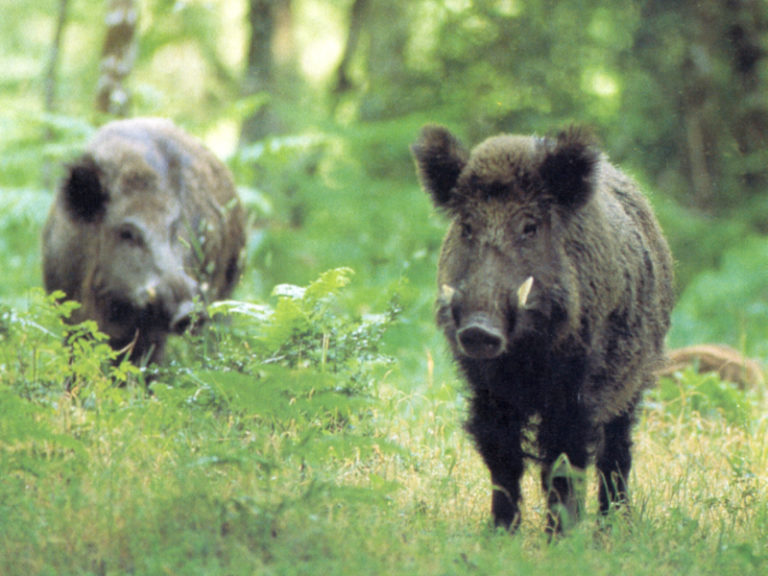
[517,276,534,308]
[440,284,456,303]
[146,285,157,304]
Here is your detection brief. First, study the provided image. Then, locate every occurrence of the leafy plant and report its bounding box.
[0,289,139,403]
[150,267,402,459]
[650,367,755,428]
[670,236,768,361]
[201,267,398,386]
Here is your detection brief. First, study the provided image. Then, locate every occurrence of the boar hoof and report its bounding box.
[457,321,506,359]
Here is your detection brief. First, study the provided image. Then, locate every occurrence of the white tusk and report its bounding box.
[517,276,534,308]
[440,284,456,303]
[146,285,157,304]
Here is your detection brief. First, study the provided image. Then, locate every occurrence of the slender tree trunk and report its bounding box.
[679,3,719,209]
[95,0,138,117]
[332,0,369,101]
[724,0,768,196]
[44,0,69,117]
[359,1,410,121]
[42,0,70,187]
[240,0,277,144]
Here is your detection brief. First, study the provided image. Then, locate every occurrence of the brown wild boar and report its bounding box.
[412,125,674,534]
[660,344,765,390]
[43,118,246,365]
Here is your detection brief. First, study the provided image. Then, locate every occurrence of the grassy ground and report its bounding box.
[1,148,767,574]
[1,343,766,575]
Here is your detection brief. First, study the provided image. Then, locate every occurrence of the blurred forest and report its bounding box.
[1,0,768,358]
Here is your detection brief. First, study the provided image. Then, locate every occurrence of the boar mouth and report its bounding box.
[106,297,195,336]
[107,298,141,327]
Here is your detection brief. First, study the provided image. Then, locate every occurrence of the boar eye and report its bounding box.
[117,223,143,245]
[461,222,473,240]
[521,221,538,240]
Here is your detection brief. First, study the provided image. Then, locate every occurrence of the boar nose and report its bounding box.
[170,299,196,334]
[167,276,207,334]
[457,314,507,359]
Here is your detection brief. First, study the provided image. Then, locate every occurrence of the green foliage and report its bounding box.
[0,289,141,402]
[0,189,51,300]
[0,270,407,575]
[651,369,755,428]
[670,236,768,360]
[198,267,397,390]
[650,193,751,293]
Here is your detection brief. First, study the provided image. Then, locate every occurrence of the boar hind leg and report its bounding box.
[466,399,525,531]
[596,410,635,516]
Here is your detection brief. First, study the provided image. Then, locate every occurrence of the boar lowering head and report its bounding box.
[412,125,674,534]
[43,118,246,365]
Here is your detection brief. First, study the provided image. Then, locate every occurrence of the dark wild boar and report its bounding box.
[412,125,674,534]
[43,118,246,365]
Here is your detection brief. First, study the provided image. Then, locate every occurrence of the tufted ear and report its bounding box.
[411,125,469,208]
[61,155,108,223]
[540,127,601,211]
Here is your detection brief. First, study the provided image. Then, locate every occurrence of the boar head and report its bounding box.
[61,151,203,361]
[412,125,600,360]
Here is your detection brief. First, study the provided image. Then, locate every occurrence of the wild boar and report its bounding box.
[43,117,246,365]
[412,125,674,534]
[660,344,765,390]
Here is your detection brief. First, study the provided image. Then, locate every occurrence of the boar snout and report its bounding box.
[446,277,537,359]
[170,299,196,334]
[457,313,508,359]
[138,270,203,334]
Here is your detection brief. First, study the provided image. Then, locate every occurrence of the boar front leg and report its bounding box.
[539,357,590,534]
[596,409,635,516]
[540,450,588,535]
[466,394,525,531]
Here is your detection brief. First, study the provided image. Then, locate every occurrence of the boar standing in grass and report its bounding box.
[412,125,674,534]
[43,118,246,365]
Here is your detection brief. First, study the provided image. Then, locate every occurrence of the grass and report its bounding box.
[1,124,767,574]
[2,286,766,575]
[2,378,766,575]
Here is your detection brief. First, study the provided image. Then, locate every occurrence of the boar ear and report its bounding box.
[411,125,469,208]
[62,155,108,223]
[540,127,601,210]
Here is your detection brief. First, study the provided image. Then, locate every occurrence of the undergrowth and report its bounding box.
[1,271,767,575]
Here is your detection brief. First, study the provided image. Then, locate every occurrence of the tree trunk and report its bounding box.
[332,0,369,103]
[724,0,768,199]
[95,0,139,117]
[42,0,70,186]
[630,0,768,215]
[240,0,280,144]
[359,1,410,121]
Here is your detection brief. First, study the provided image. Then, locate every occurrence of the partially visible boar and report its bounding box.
[43,118,246,365]
[660,344,765,390]
[412,125,674,534]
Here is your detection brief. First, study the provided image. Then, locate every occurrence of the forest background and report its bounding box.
[0,1,767,574]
